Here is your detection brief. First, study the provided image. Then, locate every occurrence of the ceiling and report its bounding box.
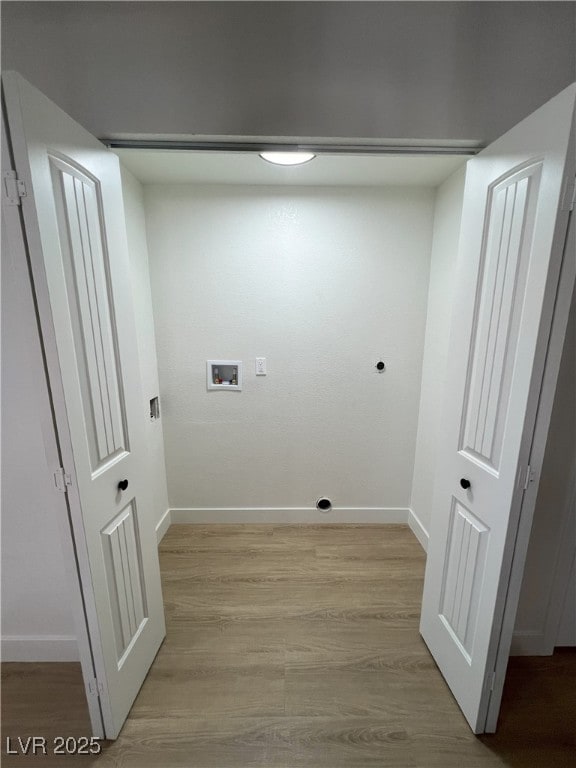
[113,149,469,188]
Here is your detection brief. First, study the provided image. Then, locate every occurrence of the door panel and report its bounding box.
[439,500,488,660]
[51,156,129,469]
[461,162,541,472]
[421,83,575,734]
[102,501,147,661]
[2,71,166,739]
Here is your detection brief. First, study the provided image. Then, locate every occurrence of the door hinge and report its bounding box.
[487,670,496,693]
[523,464,535,491]
[87,677,103,698]
[3,170,27,206]
[54,467,72,493]
[562,176,576,212]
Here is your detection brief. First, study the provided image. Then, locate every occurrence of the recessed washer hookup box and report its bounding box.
[207,360,242,391]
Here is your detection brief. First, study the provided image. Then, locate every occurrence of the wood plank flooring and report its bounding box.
[2,524,575,766]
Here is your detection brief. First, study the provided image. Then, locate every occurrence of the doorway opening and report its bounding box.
[3,71,574,755]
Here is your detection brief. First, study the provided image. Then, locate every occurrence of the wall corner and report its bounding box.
[408,508,429,553]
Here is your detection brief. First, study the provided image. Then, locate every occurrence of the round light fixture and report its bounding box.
[259,151,316,166]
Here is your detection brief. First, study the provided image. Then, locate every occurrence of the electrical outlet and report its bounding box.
[256,357,267,375]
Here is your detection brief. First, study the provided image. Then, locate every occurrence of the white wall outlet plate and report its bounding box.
[207,360,242,390]
[255,357,267,375]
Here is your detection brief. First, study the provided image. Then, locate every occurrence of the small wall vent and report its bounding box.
[316,497,332,512]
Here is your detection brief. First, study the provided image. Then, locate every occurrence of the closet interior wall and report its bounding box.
[142,180,436,520]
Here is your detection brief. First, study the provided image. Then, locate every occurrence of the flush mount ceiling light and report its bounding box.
[259,151,316,166]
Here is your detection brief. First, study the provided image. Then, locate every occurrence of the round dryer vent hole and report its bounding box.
[316,497,332,512]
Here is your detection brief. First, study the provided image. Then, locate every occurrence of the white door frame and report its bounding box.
[485,202,576,731]
[1,107,106,738]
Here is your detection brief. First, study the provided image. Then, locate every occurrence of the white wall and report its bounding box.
[410,167,466,547]
[145,184,435,520]
[2,3,574,145]
[120,167,170,537]
[1,206,77,661]
[513,286,576,653]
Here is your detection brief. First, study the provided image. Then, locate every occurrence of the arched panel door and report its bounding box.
[421,83,575,733]
[3,71,166,739]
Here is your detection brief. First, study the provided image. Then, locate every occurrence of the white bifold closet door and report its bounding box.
[2,71,166,739]
[421,83,575,733]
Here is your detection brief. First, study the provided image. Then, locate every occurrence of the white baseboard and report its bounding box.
[408,508,429,553]
[169,507,410,525]
[1,635,79,662]
[155,508,172,543]
[510,630,548,656]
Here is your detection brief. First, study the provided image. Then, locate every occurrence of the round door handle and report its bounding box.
[460,478,471,490]
[118,479,129,492]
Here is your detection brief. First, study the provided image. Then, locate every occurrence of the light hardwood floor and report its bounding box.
[2,524,575,766]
